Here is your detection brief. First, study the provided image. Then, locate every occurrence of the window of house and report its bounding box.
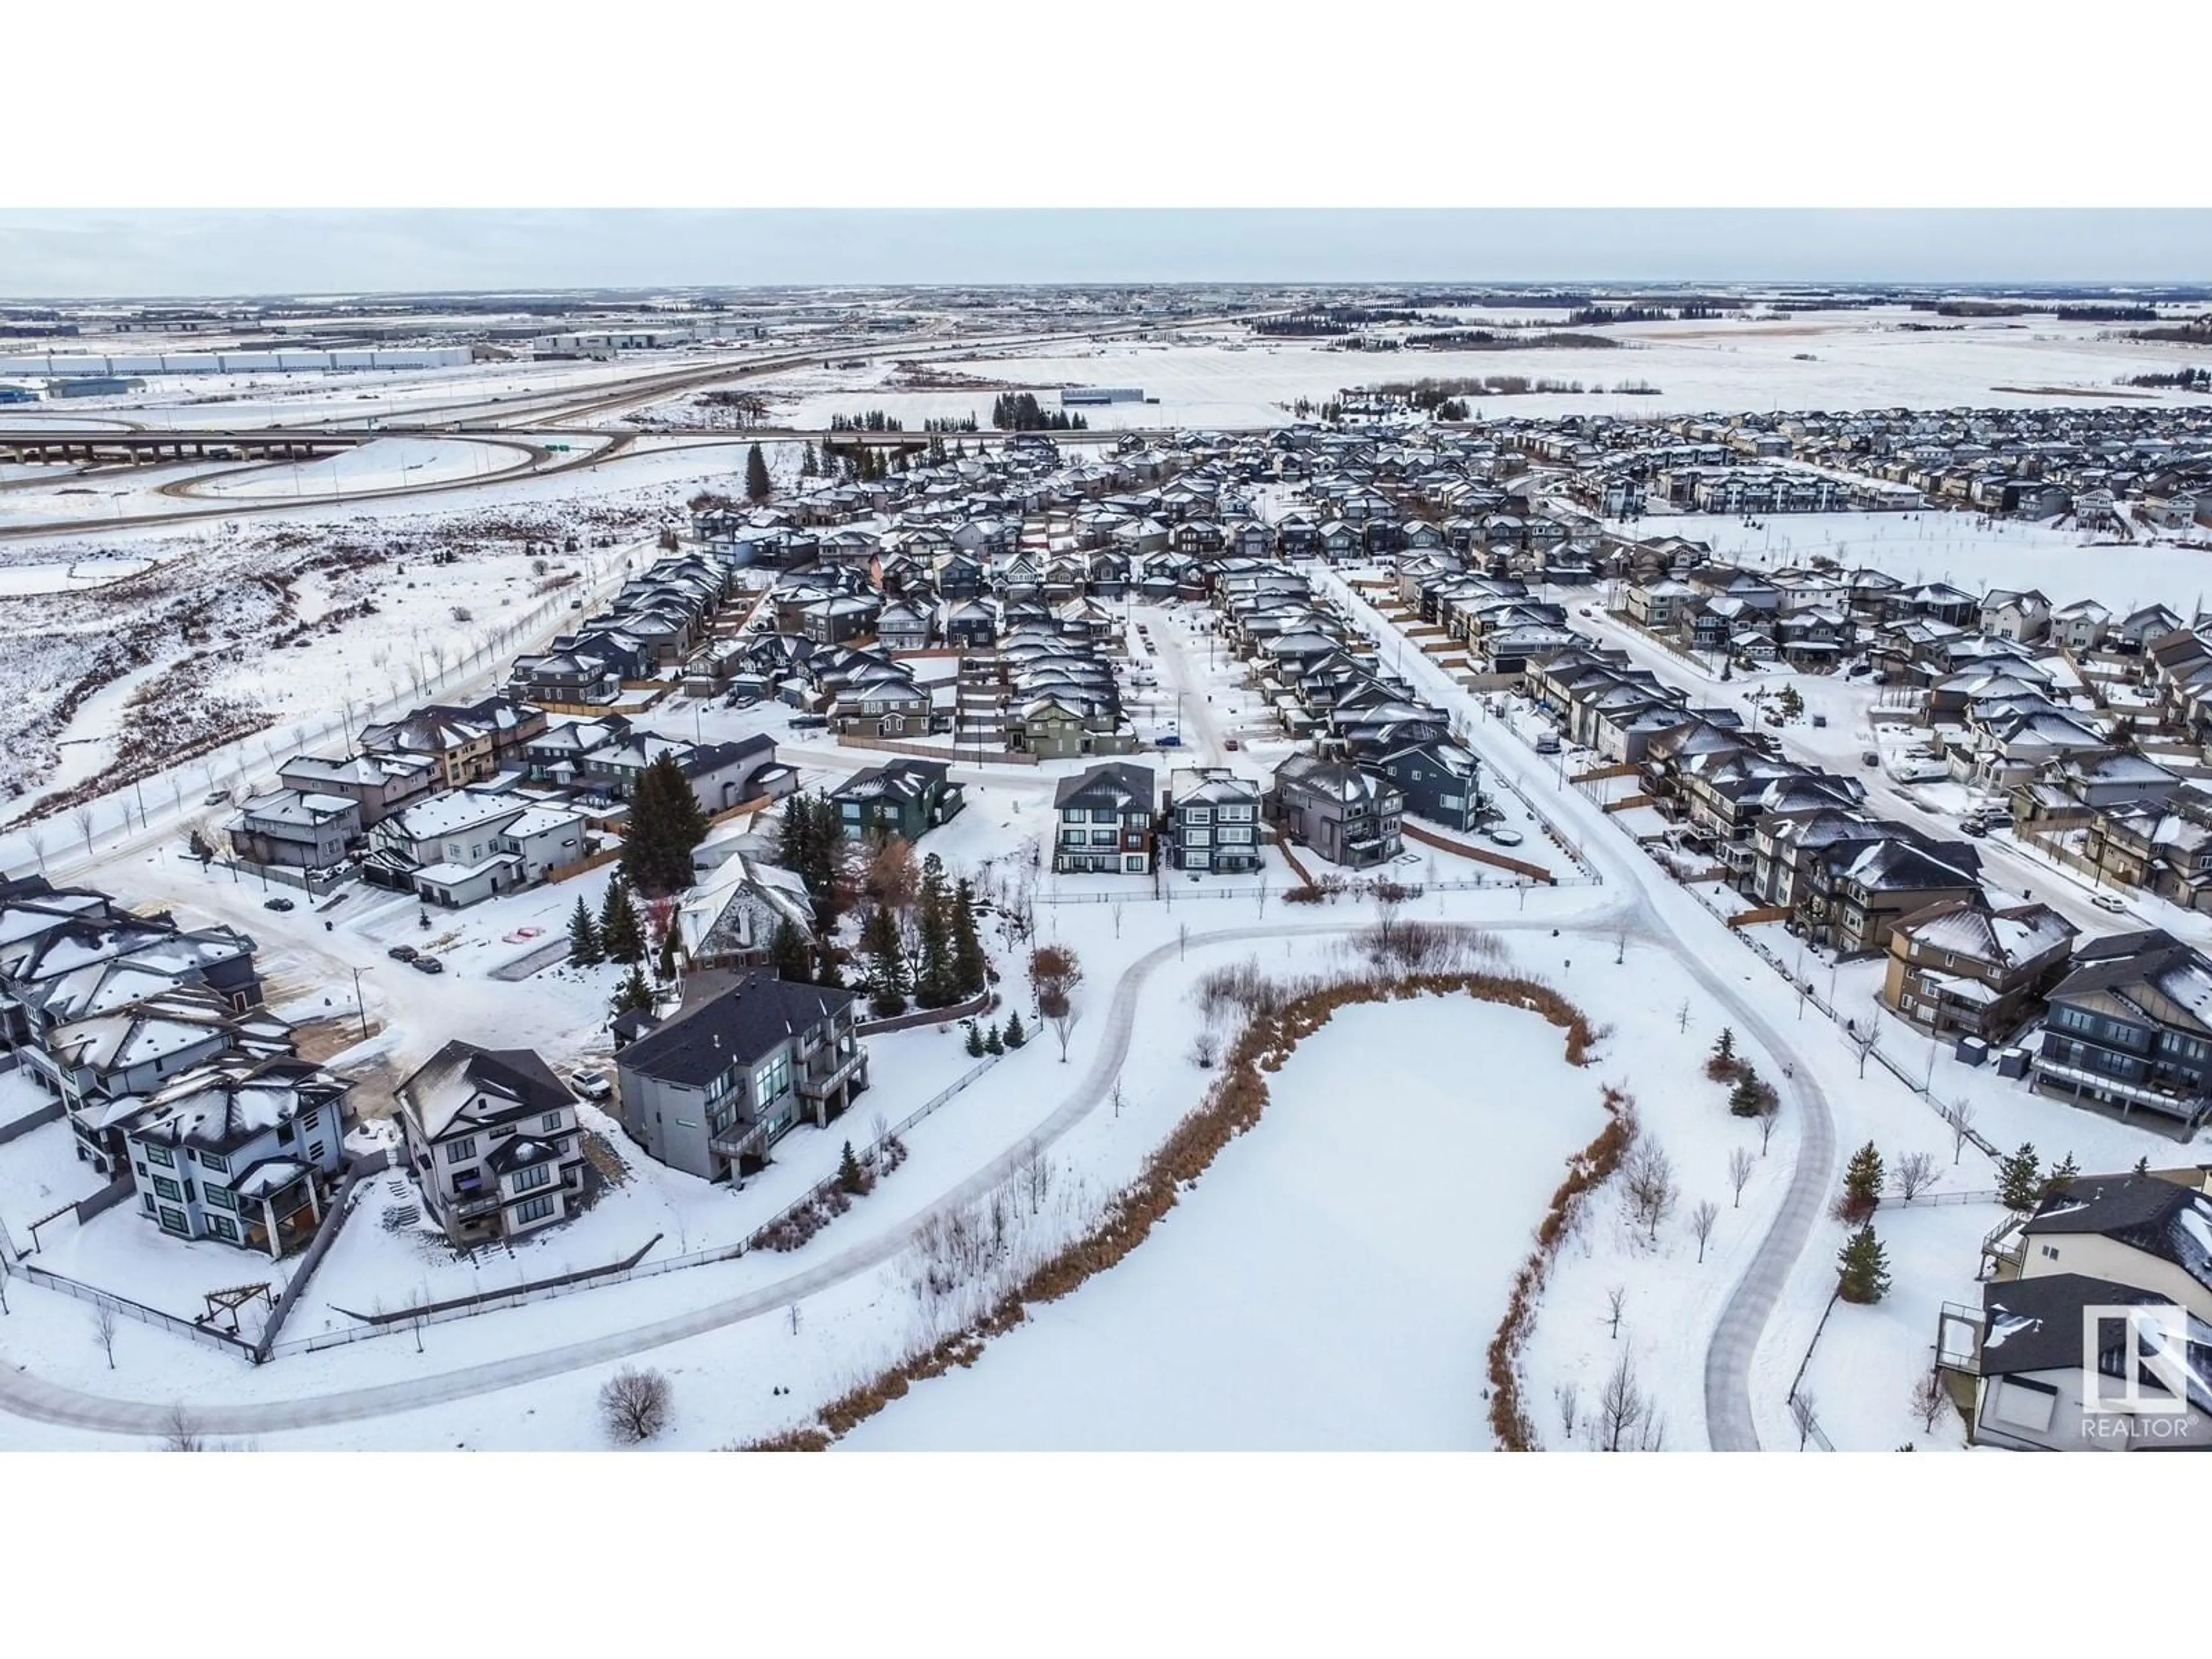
[446,1137,478,1163]
[146,1144,175,1168]
[515,1194,556,1226]
[512,1163,552,1194]
[204,1183,236,1213]
[141,1194,155,1215]
[196,1149,229,1175]
[158,1206,188,1235]
[210,1215,238,1243]
[152,1175,182,1202]
[541,1111,563,1132]
[759,1054,791,1103]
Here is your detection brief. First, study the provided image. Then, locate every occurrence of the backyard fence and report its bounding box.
[267,1052,1010,1359]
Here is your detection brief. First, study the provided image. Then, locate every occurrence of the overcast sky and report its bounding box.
[5,210,2211,300]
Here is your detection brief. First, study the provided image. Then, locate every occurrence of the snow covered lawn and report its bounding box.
[0,1115,103,1239]
[842,993,1610,1450]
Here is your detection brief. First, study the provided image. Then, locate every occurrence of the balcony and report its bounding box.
[449,1183,502,1219]
[797,1047,865,1101]
[710,1117,771,1160]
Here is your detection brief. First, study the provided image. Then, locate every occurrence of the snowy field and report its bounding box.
[842,993,1609,1450]
[181,436,529,501]
[1625,510,2212,616]
[743,307,2212,431]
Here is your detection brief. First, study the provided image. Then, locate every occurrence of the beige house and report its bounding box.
[1880,899,2076,1041]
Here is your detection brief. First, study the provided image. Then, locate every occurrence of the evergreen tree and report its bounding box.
[567,895,603,966]
[950,878,988,997]
[768,916,813,984]
[811,935,844,990]
[609,964,653,1018]
[1002,1009,1027,1049]
[1712,1027,1736,1062]
[600,879,645,964]
[861,904,907,1016]
[1728,1070,1765,1118]
[983,1021,1004,1056]
[1997,1142,2043,1212]
[745,442,771,502]
[800,442,820,478]
[2134,1154,2152,1176]
[621,752,709,896]
[2042,1150,2081,1200]
[914,855,956,1007]
[964,1020,986,1058]
[1837,1224,1892,1304]
[656,921,680,983]
[836,1140,867,1196]
[1841,1141,1884,1222]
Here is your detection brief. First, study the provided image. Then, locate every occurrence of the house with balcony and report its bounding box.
[1268,753,1404,868]
[119,1056,350,1258]
[224,790,361,870]
[395,1041,586,1245]
[613,969,868,1183]
[1880,899,2076,1042]
[1165,768,1263,874]
[1366,738,1484,834]
[1052,762,1160,874]
[277,752,438,827]
[2033,930,2212,1126]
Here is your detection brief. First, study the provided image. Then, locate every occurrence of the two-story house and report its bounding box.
[2033,930,2212,1125]
[395,1041,586,1245]
[1880,899,2077,1042]
[225,790,361,870]
[1165,768,1263,875]
[830,758,966,843]
[613,971,868,1183]
[120,1056,350,1257]
[1051,762,1160,875]
[1269,754,1404,868]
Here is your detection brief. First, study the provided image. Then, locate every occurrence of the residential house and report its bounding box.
[1367,738,1484,834]
[613,970,868,1183]
[1880,899,2077,1041]
[395,1041,586,1245]
[1165,768,1263,875]
[225,790,361,870]
[1052,762,1160,874]
[830,759,966,842]
[1269,753,1404,868]
[2034,930,2212,1125]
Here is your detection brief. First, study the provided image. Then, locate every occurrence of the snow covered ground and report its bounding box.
[843,991,1608,1450]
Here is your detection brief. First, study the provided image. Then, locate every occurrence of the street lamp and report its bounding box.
[350,965,373,1043]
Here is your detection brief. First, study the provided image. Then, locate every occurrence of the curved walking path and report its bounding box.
[0,916,1594,1437]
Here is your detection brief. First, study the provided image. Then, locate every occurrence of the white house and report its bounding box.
[395,1041,585,1245]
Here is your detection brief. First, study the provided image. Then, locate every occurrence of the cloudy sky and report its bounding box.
[4,210,2210,300]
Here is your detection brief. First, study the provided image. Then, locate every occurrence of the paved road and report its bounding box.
[0,914,1623,1438]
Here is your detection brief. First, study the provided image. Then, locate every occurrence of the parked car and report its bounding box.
[1158,734,1183,748]
[411,955,446,974]
[1960,818,1987,838]
[387,944,418,962]
[1533,732,1561,755]
[2092,893,2130,914]
[572,1069,612,1101]
[1810,714,1828,728]
[1224,738,1241,751]
[203,790,229,806]
[1862,751,1881,767]
[262,896,295,912]
[790,714,829,730]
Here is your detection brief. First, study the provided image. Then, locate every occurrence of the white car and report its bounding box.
[2091,893,2129,915]
[571,1069,612,1100]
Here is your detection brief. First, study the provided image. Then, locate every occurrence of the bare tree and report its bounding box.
[786,1302,802,1336]
[1604,1284,1627,1340]
[1893,1150,1941,1202]
[1029,944,1084,1062]
[25,827,46,872]
[1846,1018,1882,1079]
[1254,875,1269,917]
[1046,1006,1082,1063]
[1554,1381,1579,1444]
[73,805,96,856]
[1110,898,1125,939]
[599,1366,672,1444]
[1909,1368,1950,1435]
[1188,1027,1221,1069]
[159,1403,205,1452]
[1948,1097,1977,1165]
[93,1303,118,1370]
[1177,922,1189,960]
[1688,1199,1720,1263]
[1020,1139,1054,1216]
[1758,1108,1781,1157]
[1728,1146,1756,1208]
[1676,998,1691,1033]
[1622,1137,1679,1244]
[1595,1350,1648,1452]
[1790,1390,1821,1452]
[1109,1078,1127,1119]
